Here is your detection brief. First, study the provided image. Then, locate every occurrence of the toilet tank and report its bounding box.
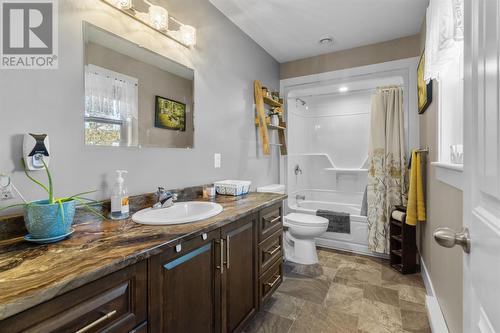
[256,184,286,194]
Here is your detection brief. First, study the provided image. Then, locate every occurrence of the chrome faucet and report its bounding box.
[152,187,178,209]
[294,164,303,175]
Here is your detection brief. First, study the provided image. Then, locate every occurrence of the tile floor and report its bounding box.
[244,247,431,333]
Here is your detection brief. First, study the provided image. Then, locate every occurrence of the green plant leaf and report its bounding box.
[0,203,26,212]
[67,190,98,200]
[22,159,50,196]
[74,197,106,219]
[41,159,54,204]
[57,199,65,225]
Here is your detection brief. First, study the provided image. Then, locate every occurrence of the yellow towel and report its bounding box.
[406,150,426,225]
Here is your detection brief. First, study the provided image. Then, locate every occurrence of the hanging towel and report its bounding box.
[406,150,426,225]
[316,210,350,234]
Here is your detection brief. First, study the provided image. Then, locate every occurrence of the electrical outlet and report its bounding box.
[0,175,13,200]
[1,187,13,200]
[214,153,221,168]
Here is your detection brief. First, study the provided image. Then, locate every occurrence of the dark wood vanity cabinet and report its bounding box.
[0,261,148,333]
[149,214,259,333]
[149,229,222,333]
[220,214,259,333]
[0,201,284,333]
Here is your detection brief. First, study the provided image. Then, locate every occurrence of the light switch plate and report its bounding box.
[214,153,221,168]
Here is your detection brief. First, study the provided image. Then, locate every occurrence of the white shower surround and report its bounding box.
[280,58,419,257]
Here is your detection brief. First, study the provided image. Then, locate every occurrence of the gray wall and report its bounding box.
[418,22,463,333]
[0,0,279,211]
[280,34,421,79]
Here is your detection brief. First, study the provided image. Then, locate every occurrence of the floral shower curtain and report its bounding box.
[367,87,408,254]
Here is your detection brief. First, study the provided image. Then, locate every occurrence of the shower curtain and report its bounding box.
[367,87,408,254]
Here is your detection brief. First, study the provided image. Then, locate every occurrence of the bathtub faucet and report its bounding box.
[295,194,306,201]
[294,164,303,175]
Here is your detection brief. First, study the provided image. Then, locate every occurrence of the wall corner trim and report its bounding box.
[421,256,450,333]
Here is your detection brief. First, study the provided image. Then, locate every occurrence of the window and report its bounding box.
[84,64,139,147]
[424,0,464,189]
[437,49,464,166]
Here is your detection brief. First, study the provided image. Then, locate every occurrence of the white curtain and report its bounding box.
[84,65,139,146]
[367,87,408,254]
[424,0,464,81]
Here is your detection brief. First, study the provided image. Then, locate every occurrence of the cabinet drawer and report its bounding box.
[259,258,283,305]
[258,229,283,275]
[258,203,283,241]
[0,261,147,333]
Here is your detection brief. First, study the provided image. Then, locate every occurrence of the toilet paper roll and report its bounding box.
[391,210,406,222]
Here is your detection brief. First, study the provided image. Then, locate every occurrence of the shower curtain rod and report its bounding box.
[292,85,403,99]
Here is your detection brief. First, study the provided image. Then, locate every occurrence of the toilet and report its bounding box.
[257,185,329,265]
[283,213,328,265]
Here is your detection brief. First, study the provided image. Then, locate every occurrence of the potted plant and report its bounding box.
[1,160,100,240]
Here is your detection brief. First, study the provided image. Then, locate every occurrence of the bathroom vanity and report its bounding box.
[0,192,285,333]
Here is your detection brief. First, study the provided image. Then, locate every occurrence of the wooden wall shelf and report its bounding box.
[254,80,287,155]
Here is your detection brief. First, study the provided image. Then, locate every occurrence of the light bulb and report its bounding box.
[114,0,132,9]
[180,24,196,46]
[149,5,168,30]
[338,86,349,93]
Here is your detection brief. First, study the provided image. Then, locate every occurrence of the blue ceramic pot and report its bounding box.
[24,199,75,239]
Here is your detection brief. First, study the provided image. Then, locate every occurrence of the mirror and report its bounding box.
[83,22,194,148]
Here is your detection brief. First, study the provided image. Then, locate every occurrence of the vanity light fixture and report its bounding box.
[101,0,197,47]
[338,86,349,93]
[179,24,196,47]
[148,5,168,30]
[114,0,132,9]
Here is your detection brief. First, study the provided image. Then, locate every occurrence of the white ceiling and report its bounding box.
[209,0,429,63]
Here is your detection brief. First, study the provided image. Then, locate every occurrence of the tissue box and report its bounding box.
[214,180,251,196]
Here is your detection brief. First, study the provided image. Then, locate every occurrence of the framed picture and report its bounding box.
[155,95,186,131]
[417,51,433,114]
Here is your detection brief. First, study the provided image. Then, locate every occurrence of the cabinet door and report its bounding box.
[0,261,147,333]
[221,214,258,333]
[149,230,221,333]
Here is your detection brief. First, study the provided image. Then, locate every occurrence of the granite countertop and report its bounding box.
[0,192,286,320]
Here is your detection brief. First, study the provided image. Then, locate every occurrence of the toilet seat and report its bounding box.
[283,213,329,265]
[285,213,329,227]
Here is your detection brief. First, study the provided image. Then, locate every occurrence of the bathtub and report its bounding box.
[287,189,385,257]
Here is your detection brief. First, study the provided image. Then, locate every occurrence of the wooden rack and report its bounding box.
[389,205,418,274]
[254,80,287,155]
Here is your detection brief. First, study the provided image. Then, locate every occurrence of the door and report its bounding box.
[149,230,221,333]
[463,0,500,331]
[221,214,258,333]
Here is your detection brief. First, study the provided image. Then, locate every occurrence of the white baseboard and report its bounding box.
[315,237,389,259]
[420,257,449,333]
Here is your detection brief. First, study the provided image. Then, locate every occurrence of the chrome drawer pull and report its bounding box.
[216,239,224,274]
[75,310,117,333]
[264,245,281,256]
[266,275,281,288]
[225,235,230,269]
[268,216,281,224]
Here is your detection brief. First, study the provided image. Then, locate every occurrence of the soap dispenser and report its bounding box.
[110,170,129,220]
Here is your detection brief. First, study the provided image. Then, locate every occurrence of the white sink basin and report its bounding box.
[132,201,224,225]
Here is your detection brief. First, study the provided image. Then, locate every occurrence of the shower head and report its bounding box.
[295,98,308,110]
[296,98,306,106]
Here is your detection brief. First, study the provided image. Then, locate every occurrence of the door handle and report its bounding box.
[433,227,470,253]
